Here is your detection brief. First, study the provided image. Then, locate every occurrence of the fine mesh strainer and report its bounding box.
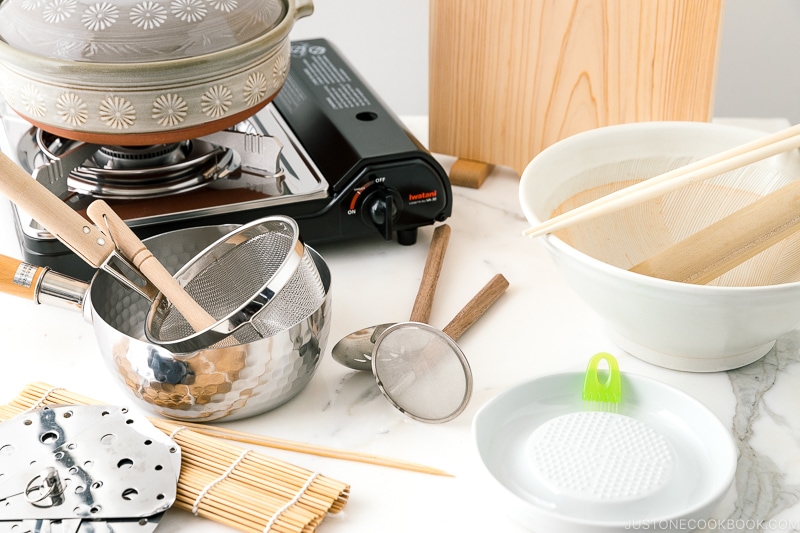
[371,273,509,423]
[145,215,326,353]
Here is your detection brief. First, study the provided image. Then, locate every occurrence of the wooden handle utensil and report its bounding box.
[409,224,451,323]
[442,273,509,340]
[0,152,115,266]
[630,178,800,283]
[86,200,217,332]
[0,254,46,301]
[523,123,800,239]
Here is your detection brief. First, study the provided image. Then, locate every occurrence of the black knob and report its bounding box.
[364,187,399,240]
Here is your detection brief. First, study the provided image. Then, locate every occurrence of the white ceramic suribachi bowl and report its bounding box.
[519,121,800,372]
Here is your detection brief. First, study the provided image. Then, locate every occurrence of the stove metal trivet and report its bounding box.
[28,126,283,200]
[0,405,180,533]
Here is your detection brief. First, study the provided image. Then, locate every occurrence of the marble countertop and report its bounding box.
[2,118,800,533]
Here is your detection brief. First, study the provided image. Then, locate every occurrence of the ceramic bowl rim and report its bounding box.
[518,120,800,295]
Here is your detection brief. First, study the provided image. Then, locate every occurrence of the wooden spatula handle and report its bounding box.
[86,200,217,332]
[0,152,115,267]
[442,273,509,341]
[630,178,800,284]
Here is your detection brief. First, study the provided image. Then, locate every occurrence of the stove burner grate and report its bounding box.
[33,130,239,199]
[94,143,185,168]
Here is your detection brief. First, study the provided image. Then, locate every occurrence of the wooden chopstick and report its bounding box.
[523,123,800,239]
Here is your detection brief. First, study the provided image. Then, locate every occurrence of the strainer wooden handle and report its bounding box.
[86,200,217,332]
[409,224,451,323]
[442,273,509,340]
[630,178,800,283]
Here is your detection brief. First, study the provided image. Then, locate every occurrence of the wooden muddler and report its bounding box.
[630,179,800,284]
[86,200,217,332]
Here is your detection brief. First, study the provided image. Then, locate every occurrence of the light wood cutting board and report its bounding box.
[429,0,724,175]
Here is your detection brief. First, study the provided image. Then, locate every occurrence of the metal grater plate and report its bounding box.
[0,405,180,520]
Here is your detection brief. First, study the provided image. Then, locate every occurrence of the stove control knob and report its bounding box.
[363,186,400,240]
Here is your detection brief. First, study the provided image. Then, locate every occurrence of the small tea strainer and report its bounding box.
[144,215,327,353]
[372,274,508,423]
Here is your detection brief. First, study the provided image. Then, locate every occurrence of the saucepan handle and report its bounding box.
[0,254,45,301]
[0,254,87,310]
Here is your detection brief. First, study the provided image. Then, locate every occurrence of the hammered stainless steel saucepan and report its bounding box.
[0,151,327,353]
[0,225,333,422]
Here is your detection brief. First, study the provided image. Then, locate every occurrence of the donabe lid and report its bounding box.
[0,0,288,63]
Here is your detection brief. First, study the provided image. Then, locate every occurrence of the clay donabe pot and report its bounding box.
[0,0,312,145]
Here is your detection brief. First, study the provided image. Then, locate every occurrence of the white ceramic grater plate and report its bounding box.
[472,372,736,533]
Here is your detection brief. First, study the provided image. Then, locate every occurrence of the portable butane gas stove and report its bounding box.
[0,39,452,280]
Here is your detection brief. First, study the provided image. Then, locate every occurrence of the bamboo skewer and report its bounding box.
[3,383,448,476]
[1,381,455,532]
[523,123,800,239]
[172,420,453,477]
